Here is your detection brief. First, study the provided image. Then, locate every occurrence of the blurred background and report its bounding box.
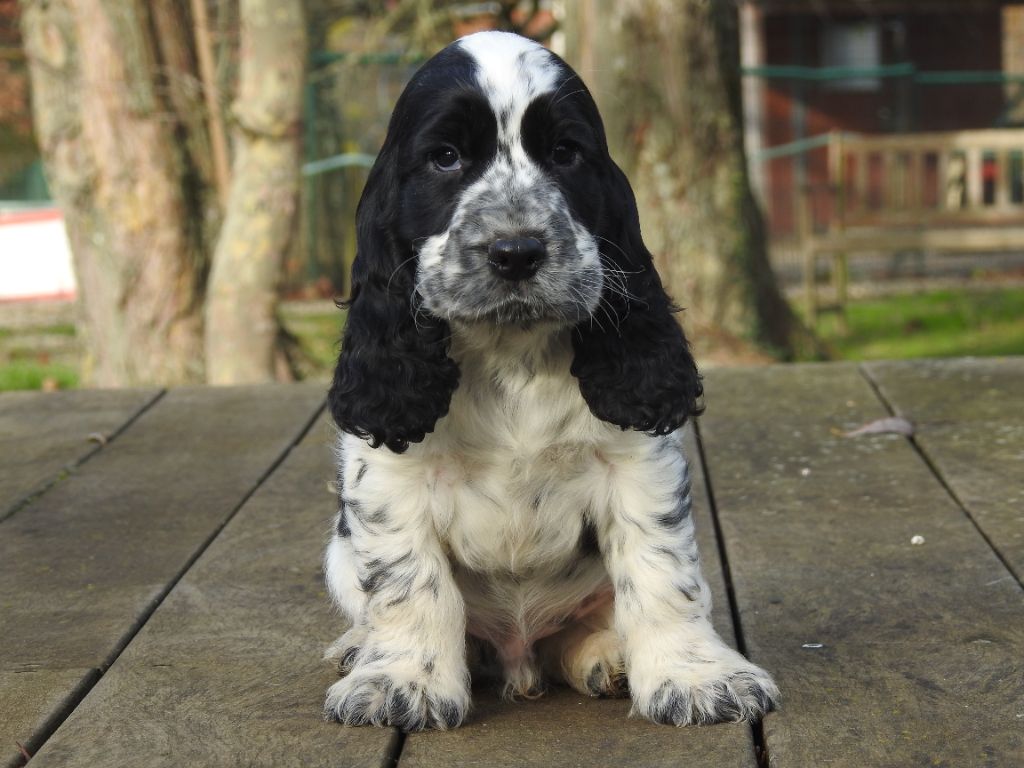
[1,0,1023,390]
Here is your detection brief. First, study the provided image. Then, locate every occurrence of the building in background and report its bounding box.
[741,0,1024,240]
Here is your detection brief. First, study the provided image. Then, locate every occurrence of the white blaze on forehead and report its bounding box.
[457,31,560,126]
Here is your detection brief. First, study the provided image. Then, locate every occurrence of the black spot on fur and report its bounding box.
[674,580,700,602]
[354,459,368,487]
[384,579,414,608]
[700,681,743,724]
[423,571,441,599]
[657,476,693,528]
[336,505,351,538]
[344,497,364,520]
[387,688,414,728]
[334,645,360,674]
[648,680,690,725]
[577,519,601,557]
[359,551,413,593]
[654,544,681,564]
[364,505,390,526]
[436,698,465,729]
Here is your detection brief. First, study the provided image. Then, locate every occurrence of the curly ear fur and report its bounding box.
[328,149,460,453]
[571,163,703,434]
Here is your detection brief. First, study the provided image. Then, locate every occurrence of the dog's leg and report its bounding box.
[323,533,369,674]
[323,491,470,730]
[599,451,779,725]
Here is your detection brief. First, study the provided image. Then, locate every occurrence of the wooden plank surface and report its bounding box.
[398,427,757,768]
[0,385,325,768]
[865,358,1024,583]
[698,365,1024,767]
[28,416,400,768]
[0,388,160,521]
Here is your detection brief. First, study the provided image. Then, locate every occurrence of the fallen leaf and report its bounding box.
[841,416,915,438]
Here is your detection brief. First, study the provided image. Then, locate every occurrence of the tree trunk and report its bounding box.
[566,0,815,359]
[21,0,211,385]
[203,0,305,384]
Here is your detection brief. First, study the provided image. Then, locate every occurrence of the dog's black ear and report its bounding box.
[571,162,703,434]
[328,147,459,453]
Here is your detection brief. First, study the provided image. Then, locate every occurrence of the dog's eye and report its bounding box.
[551,141,578,167]
[430,146,462,172]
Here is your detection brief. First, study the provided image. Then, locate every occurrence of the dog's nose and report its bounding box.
[487,237,546,281]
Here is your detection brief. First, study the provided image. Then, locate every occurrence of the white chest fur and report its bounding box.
[426,328,606,573]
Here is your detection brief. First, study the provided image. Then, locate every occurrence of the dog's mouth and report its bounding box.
[452,275,599,326]
[449,289,560,325]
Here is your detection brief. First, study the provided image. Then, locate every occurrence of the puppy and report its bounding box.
[323,30,778,730]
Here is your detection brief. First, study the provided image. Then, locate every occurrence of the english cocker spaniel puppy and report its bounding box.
[323,30,779,730]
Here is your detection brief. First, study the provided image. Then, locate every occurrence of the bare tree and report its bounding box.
[20,0,306,386]
[204,0,305,384]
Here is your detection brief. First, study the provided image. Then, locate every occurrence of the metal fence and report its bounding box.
[293,53,420,297]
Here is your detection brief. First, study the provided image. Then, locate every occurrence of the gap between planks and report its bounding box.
[12,397,327,768]
[858,363,1024,593]
[693,418,772,768]
[0,389,167,526]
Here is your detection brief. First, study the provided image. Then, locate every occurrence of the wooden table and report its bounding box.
[1,360,1022,767]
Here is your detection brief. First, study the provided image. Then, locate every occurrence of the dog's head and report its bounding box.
[330,31,702,452]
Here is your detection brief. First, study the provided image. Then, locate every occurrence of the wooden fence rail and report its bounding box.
[798,128,1024,324]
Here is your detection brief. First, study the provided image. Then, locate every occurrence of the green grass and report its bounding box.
[812,286,1024,360]
[0,360,79,391]
[279,303,346,376]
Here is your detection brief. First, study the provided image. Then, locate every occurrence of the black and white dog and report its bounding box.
[324,30,778,730]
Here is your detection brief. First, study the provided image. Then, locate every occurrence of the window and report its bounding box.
[821,21,882,91]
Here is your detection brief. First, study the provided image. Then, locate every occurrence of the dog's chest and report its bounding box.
[426,359,606,574]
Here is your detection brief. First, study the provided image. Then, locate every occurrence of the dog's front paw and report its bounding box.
[324,663,470,731]
[630,651,779,726]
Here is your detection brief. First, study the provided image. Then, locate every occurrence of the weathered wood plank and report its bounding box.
[864,357,1024,583]
[27,416,399,768]
[699,364,1024,767]
[0,669,97,766]
[400,686,751,768]
[398,427,757,767]
[0,384,325,768]
[0,388,161,521]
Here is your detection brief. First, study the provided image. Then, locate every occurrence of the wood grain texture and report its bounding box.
[864,358,1024,582]
[698,364,1024,767]
[0,388,160,521]
[0,384,324,768]
[28,416,398,768]
[398,426,757,768]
